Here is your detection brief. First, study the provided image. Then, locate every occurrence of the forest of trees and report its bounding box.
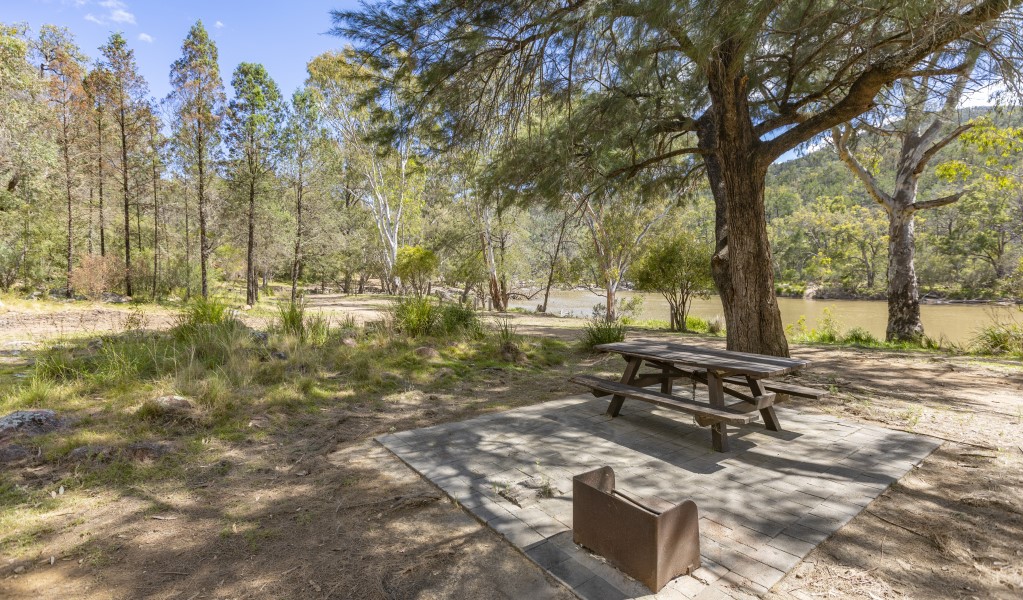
[3,5,1023,354]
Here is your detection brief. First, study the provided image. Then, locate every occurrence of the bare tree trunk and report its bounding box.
[184,189,191,301]
[98,118,106,257]
[63,142,74,298]
[540,214,569,313]
[198,137,209,299]
[151,153,159,300]
[120,111,132,297]
[290,167,303,303]
[246,178,257,306]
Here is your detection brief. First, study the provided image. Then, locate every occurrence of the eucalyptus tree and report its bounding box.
[169,21,225,299]
[335,0,1023,355]
[831,42,992,341]
[226,62,285,305]
[38,25,87,297]
[307,49,426,293]
[99,32,148,296]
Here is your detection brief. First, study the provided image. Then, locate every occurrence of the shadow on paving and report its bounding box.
[379,395,941,599]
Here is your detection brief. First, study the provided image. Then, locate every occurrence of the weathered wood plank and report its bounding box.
[595,340,809,378]
[569,375,760,426]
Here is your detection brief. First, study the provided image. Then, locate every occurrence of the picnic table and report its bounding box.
[570,340,826,452]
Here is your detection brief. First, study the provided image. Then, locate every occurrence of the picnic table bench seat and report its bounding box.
[569,375,760,426]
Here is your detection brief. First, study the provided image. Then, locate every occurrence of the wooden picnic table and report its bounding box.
[570,340,825,452]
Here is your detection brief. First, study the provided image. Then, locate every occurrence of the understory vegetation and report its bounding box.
[0,298,571,539]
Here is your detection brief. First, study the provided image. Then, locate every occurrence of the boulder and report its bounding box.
[0,410,61,438]
[413,346,440,360]
[121,441,172,461]
[0,444,31,464]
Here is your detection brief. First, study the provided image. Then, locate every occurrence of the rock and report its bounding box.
[101,292,130,304]
[153,395,194,412]
[413,346,440,360]
[0,410,61,438]
[271,350,288,361]
[250,330,270,344]
[242,304,253,310]
[432,368,455,381]
[341,337,358,348]
[88,338,104,350]
[0,444,31,464]
[121,441,172,461]
[66,445,111,461]
[13,565,25,574]
[138,396,197,423]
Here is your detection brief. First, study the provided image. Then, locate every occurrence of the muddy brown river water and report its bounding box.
[509,289,1020,345]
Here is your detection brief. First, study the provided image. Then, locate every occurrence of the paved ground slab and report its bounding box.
[377,395,940,599]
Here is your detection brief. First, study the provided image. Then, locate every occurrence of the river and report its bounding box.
[508,289,1020,346]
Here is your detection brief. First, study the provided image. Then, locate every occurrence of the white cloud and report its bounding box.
[82,1,137,26]
[137,32,153,43]
[109,8,136,24]
[215,20,224,29]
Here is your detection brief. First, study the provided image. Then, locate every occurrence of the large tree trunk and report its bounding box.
[198,133,209,299]
[701,58,789,357]
[246,179,257,306]
[152,155,159,300]
[886,206,923,342]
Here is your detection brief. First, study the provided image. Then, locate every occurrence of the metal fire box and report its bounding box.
[572,466,700,592]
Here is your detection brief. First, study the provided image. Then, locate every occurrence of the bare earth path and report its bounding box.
[1,295,1020,599]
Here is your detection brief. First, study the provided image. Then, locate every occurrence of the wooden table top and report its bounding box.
[595,339,809,379]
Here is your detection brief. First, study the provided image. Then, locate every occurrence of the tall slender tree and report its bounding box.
[38,25,87,297]
[285,87,325,303]
[226,62,284,306]
[99,33,148,297]
[169,21,225,299]
[83,65,112,257]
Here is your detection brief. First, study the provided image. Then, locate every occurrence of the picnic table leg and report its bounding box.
[660,365,673,394]
[748,379,782,432]
[606,357,642,417]
[707,372,729,452]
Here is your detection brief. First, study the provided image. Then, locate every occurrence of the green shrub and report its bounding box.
[581,319,626,350]
[684,315,710,333]
[438,302,482,337]
[390,297,437,337]
[841,327,880,346]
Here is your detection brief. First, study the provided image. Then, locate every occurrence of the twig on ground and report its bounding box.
[866,510,932,540]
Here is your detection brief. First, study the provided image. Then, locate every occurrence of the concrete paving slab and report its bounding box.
[377,394,940,599]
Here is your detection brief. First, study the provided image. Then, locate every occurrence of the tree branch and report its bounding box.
[912,191,965,211]
[831,126,893,208]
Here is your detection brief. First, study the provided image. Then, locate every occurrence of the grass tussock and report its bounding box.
[580,318,626,350]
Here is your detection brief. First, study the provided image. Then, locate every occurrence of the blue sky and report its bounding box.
[4,0,361,101]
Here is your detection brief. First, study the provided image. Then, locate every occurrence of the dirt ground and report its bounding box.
[1,296,1021,599]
